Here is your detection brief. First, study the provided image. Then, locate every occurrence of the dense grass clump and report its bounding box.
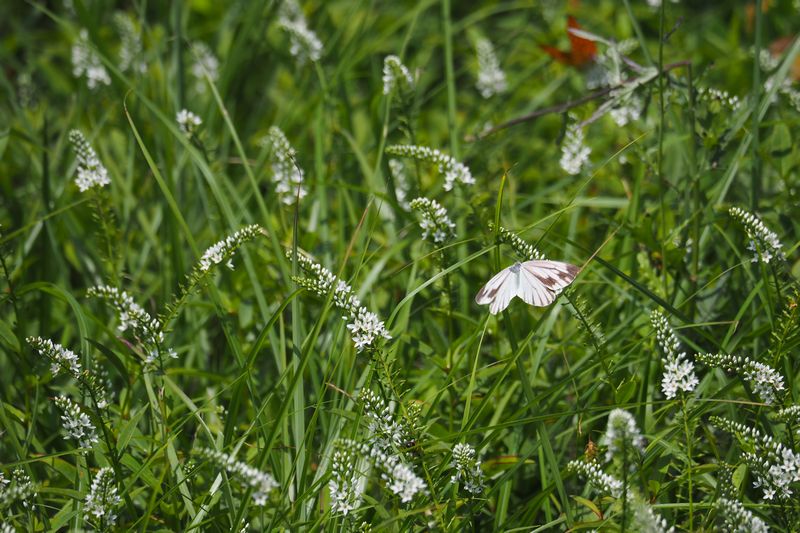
[2,1,800,531]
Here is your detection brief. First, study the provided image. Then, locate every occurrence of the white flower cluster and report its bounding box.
[262,126,307,205]
[289,251,391,352]
[176,109,202,136]
[450,443,485,495]
[278,0,323,64]
[383,460,426,503]
[567,460,623,497]
[388,159,411,211]
[113,12,146,74]
[600,409,645,464]
[729,207,784,264]
[190,41,220,92]
[382,55,413,95]
[712,417,800,501]
[489,224,546,260]
[340,439,427,503]
[84,467,121,528]
[559,123,591,175]
[328,446,365,515]
[27,336,110,408]
[53,395,99,450]
[27,336,80,377]
[409,197,456,244]
[198,224,264,272]
[386,144,474,191]
[632,500,675,533]
[359,389,414,451]
[0,469,34,509]
[88,285,176,365]
[69,130,111,192]
[650,310,699,399]
[475,38,507,98]
[697,86,741,110]
[758,49,781,73]
[716,498,769,533]
[609,94,642,126]
[776,404,800,428]
[71,29,111,89]
[696,353,785,404]
[199,448,279,506]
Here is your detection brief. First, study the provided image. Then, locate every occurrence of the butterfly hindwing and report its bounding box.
[518,266,556,307]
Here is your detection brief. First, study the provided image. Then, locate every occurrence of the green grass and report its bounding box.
[1,1,800,531]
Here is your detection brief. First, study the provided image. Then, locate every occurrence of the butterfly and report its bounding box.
[475,260,579,315]
[541,16,597,68]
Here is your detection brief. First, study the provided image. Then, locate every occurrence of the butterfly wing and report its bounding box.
[518,260,580,307]
[518,266,557,307]
[566,16,597,66]
[475,266,520,315]
[541,44,570,64]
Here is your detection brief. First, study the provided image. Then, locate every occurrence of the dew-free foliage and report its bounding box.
[1,1,799,531]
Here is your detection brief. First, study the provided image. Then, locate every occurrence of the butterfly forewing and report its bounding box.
[521,260,579,292]
[475,268,512,305]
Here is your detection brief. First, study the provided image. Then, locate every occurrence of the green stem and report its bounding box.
[752,0,763,210]
[681,396,694,530]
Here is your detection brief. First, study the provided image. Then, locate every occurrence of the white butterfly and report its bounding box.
[475,260,579,315]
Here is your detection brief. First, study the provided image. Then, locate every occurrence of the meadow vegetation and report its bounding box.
[1,0,800,531]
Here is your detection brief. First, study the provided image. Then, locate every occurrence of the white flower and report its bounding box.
[609,94,642,126]
[559,123,591,175]
[69,130,110,192]
[113,12,146,74]
[190,41,219,92]
[328,447,364,515]
[729,207,784,264]
[697,86,741,110]
[176,109,202,136]
[489,224,545,260]
[475,38,507,98]
[289,251,391,352]
[382,55,414,95]
[0,469,34,510]
[84,467,121,528]
[88,285,176,367]
[567,460,623,497]
[651,311,698,399]
[713,417,800,501]
[27,336,81,377]
[632,500,675,533]
[359,389,409,450]
[386,144,474,191]
[262,127,307,205]
[71,29,111,89]
[697,353,785,404]
[388,159,411,211]
[716,497,770,533]
[450,443,485,494]
[278,2,323,64]
[199,448,279,506]
[409,197,456,244]
[384,461,426,503]
[53,395,98,450]
[197,225,263,272]
[600,409,645,464]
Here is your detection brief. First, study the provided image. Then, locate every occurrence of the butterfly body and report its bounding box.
[475,260,579,315]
